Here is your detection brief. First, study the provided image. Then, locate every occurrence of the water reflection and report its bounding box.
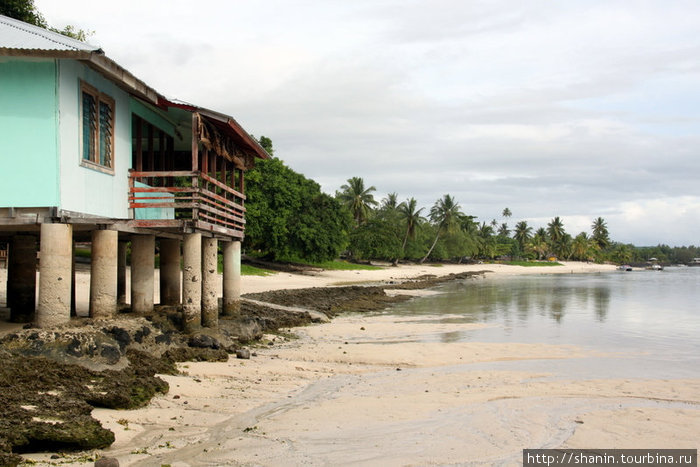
[389,269,700,377]
[402,276,612,325]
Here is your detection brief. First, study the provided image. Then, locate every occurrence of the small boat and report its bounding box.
[618,265,633,271]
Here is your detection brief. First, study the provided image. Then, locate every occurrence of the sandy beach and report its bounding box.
[9,261,700,466]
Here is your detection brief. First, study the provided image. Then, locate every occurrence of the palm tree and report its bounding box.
[381,192,399,211]
[337,177,377,226]
[477,222,496,258]
[502,207,512,219]
[547,216,566,256]
[513,220,532,252]
[420,194,463,263]
[591,217,610,250]
[528,227,549,259]
[398,198,424,251]
[528,236,548,260]
[498,222,510,237]
[571,232,595,261]
[547,217,565,244]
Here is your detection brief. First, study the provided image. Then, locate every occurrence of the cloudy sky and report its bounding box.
[37,0,700,246]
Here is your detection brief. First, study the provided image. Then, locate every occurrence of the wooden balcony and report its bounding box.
[128,170,246,239]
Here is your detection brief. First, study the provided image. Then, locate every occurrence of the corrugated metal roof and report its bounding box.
[0,14,101,52]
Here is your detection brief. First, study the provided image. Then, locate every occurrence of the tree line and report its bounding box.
[245,137,663,265]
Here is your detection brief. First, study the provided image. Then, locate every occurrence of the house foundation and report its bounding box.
[222,240,241,316]
[201,237,218,328]
[89,229,118,319]
[117,241,128,305]
[182,233,202,333]
[36,223,73,328]
[159,238,181,306]
[131,234,155,314]
[8,234,37,322]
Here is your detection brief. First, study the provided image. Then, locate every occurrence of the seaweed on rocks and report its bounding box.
[243,270,489,317]
[0,348,173,464]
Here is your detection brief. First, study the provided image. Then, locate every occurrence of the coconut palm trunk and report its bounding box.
[420,229,441,264]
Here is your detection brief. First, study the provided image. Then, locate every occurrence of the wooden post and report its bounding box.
[135,116,143,183]
[147,123,154,185]
[191,113,200,222]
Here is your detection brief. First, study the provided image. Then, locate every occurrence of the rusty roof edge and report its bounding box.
[159,98,270,160]
[225,117,271,160]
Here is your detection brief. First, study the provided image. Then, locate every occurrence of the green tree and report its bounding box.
[502,207,512,219]
[477,222,497,258]
[547,216,567,257]
[348,218,402,261]
[397,197,424,253]
[513,221,533,253]
[1,0,47,27]
[591,217,610,250]
[257,135,274,156]
[1,0,92,40]
[571,232,596,261]
[421,194,463,263]
[528,228,549,259]
[381,192,399,211]
[244,139,351,262]
[337,177,378,226]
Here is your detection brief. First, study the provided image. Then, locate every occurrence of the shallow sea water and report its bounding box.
[388,267,700,379]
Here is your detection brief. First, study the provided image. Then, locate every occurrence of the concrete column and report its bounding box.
[222,240,241,317]
[201,237,218,328]
[70,239,76,317]
[8,235,37,322]
[130,234,155,314]
[89,230,118,319]
[117,241,127,305]
[159,238,181,306]
[182,233,201,332]
[36,223,73,328]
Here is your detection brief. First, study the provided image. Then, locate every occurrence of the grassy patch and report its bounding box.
[498,261,563,267]
[308,260,382,271]
[241,264,273,276]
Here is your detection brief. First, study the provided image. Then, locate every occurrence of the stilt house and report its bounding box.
[0,15,269,330]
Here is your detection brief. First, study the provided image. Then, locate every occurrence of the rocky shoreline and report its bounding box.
[0,270,487,465]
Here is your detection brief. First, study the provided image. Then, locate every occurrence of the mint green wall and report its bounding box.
[57,59,132,218]
[0,58,59,207]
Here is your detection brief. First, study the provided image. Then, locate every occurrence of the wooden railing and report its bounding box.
[128,170,246,238]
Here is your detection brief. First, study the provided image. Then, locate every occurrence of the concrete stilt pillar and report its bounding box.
[8,235,37,322]
[130,234,155,314]
[182,233,201,333]
[117,241,127,306]
[70,239,77,317]
[89,230,118,319]
[36,223,73,328]
[159,238,181,306]
[222,240,241,317]
[6,241,15,310]
[201,237,218,328]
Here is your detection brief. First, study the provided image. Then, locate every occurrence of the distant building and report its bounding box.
[0,15,269,329]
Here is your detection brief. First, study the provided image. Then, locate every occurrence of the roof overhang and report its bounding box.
[159,98,270,161]
[0,48,159,105]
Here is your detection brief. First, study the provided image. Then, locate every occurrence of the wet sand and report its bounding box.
[10,261,700,465]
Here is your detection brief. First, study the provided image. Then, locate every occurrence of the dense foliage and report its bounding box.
[244,139,351,262]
